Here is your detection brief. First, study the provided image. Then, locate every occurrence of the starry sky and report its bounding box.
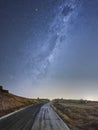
[0,0,98,100]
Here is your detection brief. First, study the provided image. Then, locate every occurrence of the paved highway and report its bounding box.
[32,103,70,130]
[0,103,70,130]
[0,104,43,130]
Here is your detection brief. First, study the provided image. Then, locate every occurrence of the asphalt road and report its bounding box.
[32,103,70,130]
[0,104,43,130]
[0,103,70,130]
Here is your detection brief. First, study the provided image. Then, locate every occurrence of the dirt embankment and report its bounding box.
[0,86,48,117]
[52,99,98,130]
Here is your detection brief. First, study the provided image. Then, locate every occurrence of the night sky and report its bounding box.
[0,0,98,100]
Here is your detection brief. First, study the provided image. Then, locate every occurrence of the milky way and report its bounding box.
[0,0,98,99]
[28,0,81,81]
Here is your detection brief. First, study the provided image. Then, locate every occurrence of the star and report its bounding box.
[35,8,38,12]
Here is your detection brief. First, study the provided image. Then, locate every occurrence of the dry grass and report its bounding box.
[0,91,48,117]
[52,99,98,130]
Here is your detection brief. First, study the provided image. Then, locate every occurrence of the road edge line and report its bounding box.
[0,104,34,120]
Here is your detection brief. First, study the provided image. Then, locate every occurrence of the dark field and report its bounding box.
[52,99,98,130]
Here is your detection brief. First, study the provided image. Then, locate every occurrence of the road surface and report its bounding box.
[32,103,70,130]
[0,103,70,130]
[0,104,43,130]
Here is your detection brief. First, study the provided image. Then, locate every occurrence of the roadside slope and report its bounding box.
[0,86,48,117]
